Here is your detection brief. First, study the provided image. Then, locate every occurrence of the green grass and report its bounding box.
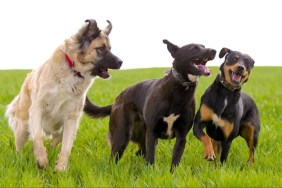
[0,67,281,187]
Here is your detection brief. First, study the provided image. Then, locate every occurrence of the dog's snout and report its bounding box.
[117,59,123,67]
[237,65,245,71]
[210,49,216,55]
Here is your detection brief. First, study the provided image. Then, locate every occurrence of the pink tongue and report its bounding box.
[232,73,241,82]
[197,64,211,76]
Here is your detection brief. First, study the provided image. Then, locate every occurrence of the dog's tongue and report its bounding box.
[232,72,241,82]
[197,64,211,76]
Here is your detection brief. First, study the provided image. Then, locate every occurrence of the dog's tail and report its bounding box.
[5,95,20,132]
[84,96,112,118]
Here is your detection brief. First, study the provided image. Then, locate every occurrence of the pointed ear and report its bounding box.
[163,39,179,58]
[78,19,101,51]
[103,20,112,35]
[219,48,232,58]
[84,19,100,38]
[250,59,255,68]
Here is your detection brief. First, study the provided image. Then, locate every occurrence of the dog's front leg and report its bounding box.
[30,106,48,169]
[145,130,157,165]
[171,134,186,172]
[54,114,79,172]
[193,112,215,161]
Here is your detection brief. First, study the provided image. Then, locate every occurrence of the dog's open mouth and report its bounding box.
[229,70,245,84]
[192,58,211,76]
[98,68,110,79]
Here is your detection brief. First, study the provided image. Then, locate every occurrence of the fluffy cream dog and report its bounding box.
[5,19,122,171]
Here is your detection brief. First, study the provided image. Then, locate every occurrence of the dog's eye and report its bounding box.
[191,46,199,51]
[232,57,238,62]
[96,45,106,53]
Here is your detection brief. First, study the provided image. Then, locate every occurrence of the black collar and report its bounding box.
[171,68,197,90]
[219,73,241,91]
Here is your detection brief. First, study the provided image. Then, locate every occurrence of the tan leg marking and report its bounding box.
[212,139,222,158]
[200,135,215,161]
[240,122,255,164]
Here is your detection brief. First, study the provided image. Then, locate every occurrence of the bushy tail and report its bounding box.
[83,96,112,118]
[5,95,19,132]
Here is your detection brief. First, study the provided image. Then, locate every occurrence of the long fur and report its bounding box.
[5,19,122,172]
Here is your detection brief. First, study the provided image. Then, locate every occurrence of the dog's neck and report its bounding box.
[65,53,84,79]
[218,73,241,91]
[171,68,197,90]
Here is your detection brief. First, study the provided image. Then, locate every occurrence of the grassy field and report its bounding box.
[0,67,281,187]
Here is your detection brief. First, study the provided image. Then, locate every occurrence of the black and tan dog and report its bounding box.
[193,48,260,165]
[105,40,216,171]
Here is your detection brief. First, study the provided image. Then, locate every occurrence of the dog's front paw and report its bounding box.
[204,146,216,161]
[36,155,49,169]
[34,146,48,169]
[54,154,69,172]
[54,161,68,172]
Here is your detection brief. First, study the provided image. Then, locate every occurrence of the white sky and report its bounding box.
[0,0,281,70]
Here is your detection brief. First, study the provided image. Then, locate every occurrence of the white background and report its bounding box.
[0,0,281,70]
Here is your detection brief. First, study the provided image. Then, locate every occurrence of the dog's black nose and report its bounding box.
[237,65,245,71]
[210,49,216,55]
[117,60,123,67]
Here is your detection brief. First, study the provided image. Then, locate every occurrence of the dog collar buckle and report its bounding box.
[182,81,197,90]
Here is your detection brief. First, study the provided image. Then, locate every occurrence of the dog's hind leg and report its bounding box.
[14,120,29,151]
[109,104,132,163]
[6,95,30,151]
[240,122,259,164]
[212,139,222,159]
[50,130,63,147]
[109,116,130,163]
[132,121,147,157]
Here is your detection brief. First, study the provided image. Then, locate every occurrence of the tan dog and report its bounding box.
[5,19,122,171]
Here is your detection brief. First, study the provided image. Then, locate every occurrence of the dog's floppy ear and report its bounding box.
[219,48,232,58]
[163,39,179,58]
[220,62,224,73]
[103,20,112,35]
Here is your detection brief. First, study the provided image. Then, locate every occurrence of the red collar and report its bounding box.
[65,54,84,78]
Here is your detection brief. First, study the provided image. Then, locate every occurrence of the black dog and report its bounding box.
[193,48,260,165]
[106,40,216,171]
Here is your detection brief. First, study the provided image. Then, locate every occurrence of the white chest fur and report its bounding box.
[37,76,93,133]
[163,113,180,138]
[187,74,199,82]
